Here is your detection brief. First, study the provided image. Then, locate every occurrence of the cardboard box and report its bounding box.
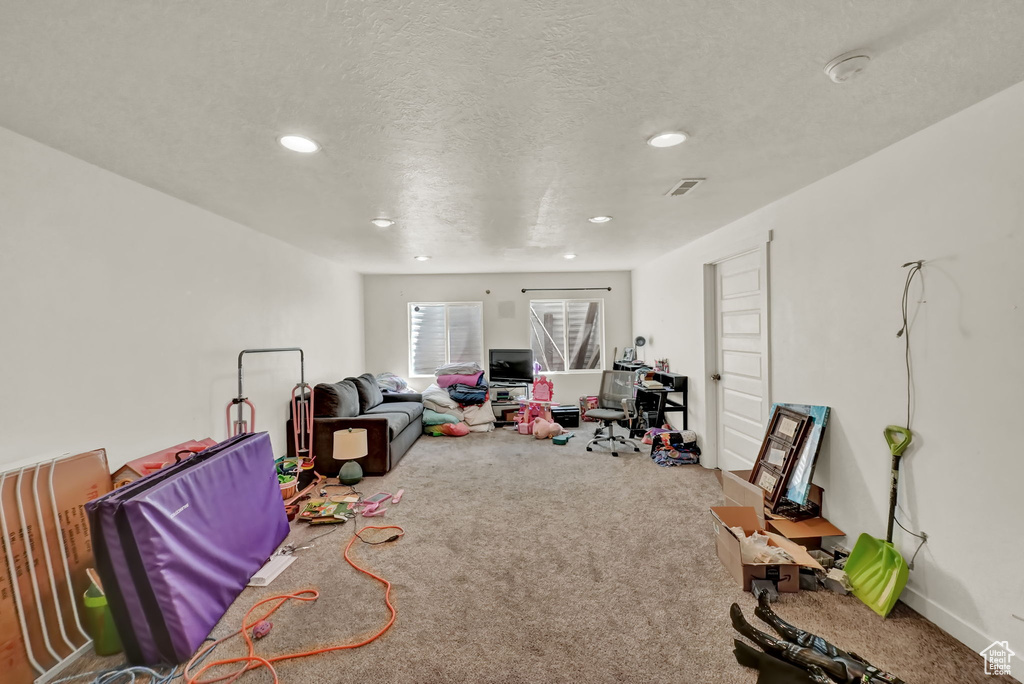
[710,506,824,592]
[111,438,216,487]
[1,449,111,684]
[718,469,843,549]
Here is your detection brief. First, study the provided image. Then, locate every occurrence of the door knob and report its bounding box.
[711,373,721,381]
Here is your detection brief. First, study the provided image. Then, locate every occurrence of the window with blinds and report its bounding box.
[408,302,484,376]
[529,299,603,373]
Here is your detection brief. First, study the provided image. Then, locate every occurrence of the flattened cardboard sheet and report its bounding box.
[1,449,110,684]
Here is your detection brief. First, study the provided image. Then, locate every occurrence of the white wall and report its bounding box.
[633,80,1024,666]
[363,271,632,404]
[0,126,364,469]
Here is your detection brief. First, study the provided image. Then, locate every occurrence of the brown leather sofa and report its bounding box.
[287,374,423,476]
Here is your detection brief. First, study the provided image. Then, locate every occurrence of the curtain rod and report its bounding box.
[521,287,612,293]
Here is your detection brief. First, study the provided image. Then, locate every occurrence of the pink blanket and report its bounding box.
[436,372,483,388]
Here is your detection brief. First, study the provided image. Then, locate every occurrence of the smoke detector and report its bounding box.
[665,178,705,197]
[824,51,871,83]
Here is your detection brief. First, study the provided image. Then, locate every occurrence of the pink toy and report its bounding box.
[532,376,554,402]
[363,507,387,518]
[532,417,565,440]
[391,489,404,504]
[252,620,273,639]
[360,501,380,513]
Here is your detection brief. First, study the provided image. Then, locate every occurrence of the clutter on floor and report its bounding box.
[747,404,833,517]
[1,448,113,683]
[420,361,496,435]
[510,375,561,436]
[710,506,824,593]
[645,428,700,466]
[531,417,565,439]
[730,594,905,683]
[715,467,844,595]
[552,431,575,445]
[111,438,217,487]
[183,524,405,684]
[86,432,289,665]
[82,571,122,656]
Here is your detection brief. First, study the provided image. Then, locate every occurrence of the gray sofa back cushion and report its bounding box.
[347,373,384,413]
[314,380,360,418]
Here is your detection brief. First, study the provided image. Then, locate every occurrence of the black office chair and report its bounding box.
[585,370,640,457]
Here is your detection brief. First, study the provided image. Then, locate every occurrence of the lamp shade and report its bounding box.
[333,428,368,461]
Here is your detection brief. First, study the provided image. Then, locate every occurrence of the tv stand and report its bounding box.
[490,381,531,426]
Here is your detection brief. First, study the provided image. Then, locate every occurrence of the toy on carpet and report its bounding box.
[532,417,565,439]
[730,594,904,683]
[425,422,470,437]
[251,620,273,640]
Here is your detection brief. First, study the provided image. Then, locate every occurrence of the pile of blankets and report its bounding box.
[644,428,701,466]
[421,362,496,436]
[375,372,410,393]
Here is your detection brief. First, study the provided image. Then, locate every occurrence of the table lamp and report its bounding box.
[333,428,367,485]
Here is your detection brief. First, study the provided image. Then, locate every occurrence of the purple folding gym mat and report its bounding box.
[88,437,247,663]
[87,432,288,664]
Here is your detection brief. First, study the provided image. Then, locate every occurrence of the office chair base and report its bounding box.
[586,433,640,457]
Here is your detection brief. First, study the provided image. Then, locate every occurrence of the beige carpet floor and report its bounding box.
[69,428,1009,683]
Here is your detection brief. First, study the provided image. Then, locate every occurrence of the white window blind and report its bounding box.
[529,299,603,373]
[409,302,483,376]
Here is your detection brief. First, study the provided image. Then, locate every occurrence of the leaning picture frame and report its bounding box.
[749,406,812,509]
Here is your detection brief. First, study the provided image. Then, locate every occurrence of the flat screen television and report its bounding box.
[488,349,534,384]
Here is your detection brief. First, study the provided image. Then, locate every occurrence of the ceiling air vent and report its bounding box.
[666,178,705,197]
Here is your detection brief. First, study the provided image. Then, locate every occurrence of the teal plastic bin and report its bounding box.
[82,584,123,656]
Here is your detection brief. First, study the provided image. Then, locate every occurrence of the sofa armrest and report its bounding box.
[382,392,423,403]
[312,416,391,476]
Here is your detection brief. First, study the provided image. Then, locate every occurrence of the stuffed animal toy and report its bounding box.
[532,417,564,440]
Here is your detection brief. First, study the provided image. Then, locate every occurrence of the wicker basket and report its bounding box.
[279,478,298,501]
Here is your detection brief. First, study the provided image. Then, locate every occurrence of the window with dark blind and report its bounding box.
[529,299,603,373]
[408,302,484,376]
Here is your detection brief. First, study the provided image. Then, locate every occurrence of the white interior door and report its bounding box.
[712,248,770,472]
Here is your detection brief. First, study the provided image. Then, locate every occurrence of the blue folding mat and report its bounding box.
[86,432,289,665]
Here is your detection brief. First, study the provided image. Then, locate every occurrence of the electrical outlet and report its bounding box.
[907,531,927,570]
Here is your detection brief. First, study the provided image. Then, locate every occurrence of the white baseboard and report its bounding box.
[900,585,1023,682]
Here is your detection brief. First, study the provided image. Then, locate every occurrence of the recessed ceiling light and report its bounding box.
[278,134,320,153]
[371,218,395,228]
[414,255,431,261]
[647,131,688,148]
[588,216,613,224]
[563,253,577,260]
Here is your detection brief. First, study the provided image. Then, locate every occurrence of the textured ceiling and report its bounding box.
[3,1,1024,273]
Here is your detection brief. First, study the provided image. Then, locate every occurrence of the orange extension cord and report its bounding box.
[183,525,405,684]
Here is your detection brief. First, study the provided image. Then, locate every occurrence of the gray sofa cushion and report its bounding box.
[347,373,384,413]
[365,401,423,423]
[314,380,360,418]
[361,410,412,440]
